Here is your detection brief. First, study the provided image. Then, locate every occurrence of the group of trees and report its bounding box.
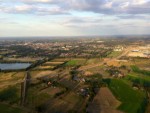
[85,73,103,101]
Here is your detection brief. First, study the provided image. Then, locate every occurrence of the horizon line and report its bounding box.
[0,34,150,39]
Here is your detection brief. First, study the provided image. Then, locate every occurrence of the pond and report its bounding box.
[0,63,31,70]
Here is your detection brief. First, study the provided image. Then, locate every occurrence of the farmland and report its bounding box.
[0,56,149,113]
[65,58,86,66]
[0,103,22,113]
[0,37,149,113]
[107,51,122,58]
[87,87,122,113]
[105,79,147,113]
[131,65,150,76]
[0,72,25,90]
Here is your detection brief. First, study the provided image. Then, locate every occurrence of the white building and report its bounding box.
[114,46,124,51]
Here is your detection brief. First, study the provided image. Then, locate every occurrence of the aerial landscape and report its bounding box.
[0,0,150,113]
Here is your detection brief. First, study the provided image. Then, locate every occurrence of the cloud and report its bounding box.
[15,0,61,5]
[66,0,150,14]
[0,3,68,15]
[0,0,150,15]
[61,16,117,28]
[117,14,150,20]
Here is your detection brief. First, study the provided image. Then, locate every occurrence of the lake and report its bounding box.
[0,63,31,70]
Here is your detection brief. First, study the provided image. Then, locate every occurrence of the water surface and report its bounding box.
[0,63,31,70]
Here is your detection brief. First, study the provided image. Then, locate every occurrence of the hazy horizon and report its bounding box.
[0,35,150,40]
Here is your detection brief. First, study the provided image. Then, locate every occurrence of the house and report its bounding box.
[114,46,124,51]
[79,88,89,97]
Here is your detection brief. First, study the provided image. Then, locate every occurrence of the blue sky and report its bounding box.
[0,0,150,37]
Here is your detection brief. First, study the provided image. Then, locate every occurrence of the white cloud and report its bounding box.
[0,0,150,36]
[0,0,150,15]
[14,5,32,11]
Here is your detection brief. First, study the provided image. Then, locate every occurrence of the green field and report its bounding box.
[65,59,86,66]
[131,65,150,76]
[65,58,102,67]
[125,73,150,87]
[65,60,78,66]
[105,79,147,113]
[125,65,150,87]
[107,51,122,58]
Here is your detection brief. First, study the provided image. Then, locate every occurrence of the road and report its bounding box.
[78,47,131,71]
[21,71,31,105]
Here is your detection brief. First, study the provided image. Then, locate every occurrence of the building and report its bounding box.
[114,46,124,51]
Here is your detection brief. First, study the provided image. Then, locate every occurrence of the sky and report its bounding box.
[0,0,150,37]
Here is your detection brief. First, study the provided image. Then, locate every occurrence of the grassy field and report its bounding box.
[0,72,25,113]
[0,72,25,90]
[126,73,150,86]
[47,92,84,113]
[107,51,122,58]
[0,104,22,113]
[65,59,86,66]
[30,70,54,78]
[126,66,150,113]
[86,65,104,74]
[131,65,150,76]
[105,79,147,113]
[0,86,20,103]
[27,89,52,107]
[130,58,150,70]
[85,58,102,65]
[65,60,78,66]
[54,58,102,67]
[124,65,150,87]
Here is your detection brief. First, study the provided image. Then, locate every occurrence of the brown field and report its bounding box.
[46,92,84,113]
[79,63,102,71]
[85,58,102,65]
[43,61,64,65]
[34,65,54,69]
[87,67,110,78]
[4,57,40,62]
[59,78,80,89]
[106,60,122,67]
[40,87,64,97]
[131,58,150,70]
[52,58,70,62]
[87,87,122,113]
[30,70,55,79]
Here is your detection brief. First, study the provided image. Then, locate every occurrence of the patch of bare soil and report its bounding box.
[87,87,123,113]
